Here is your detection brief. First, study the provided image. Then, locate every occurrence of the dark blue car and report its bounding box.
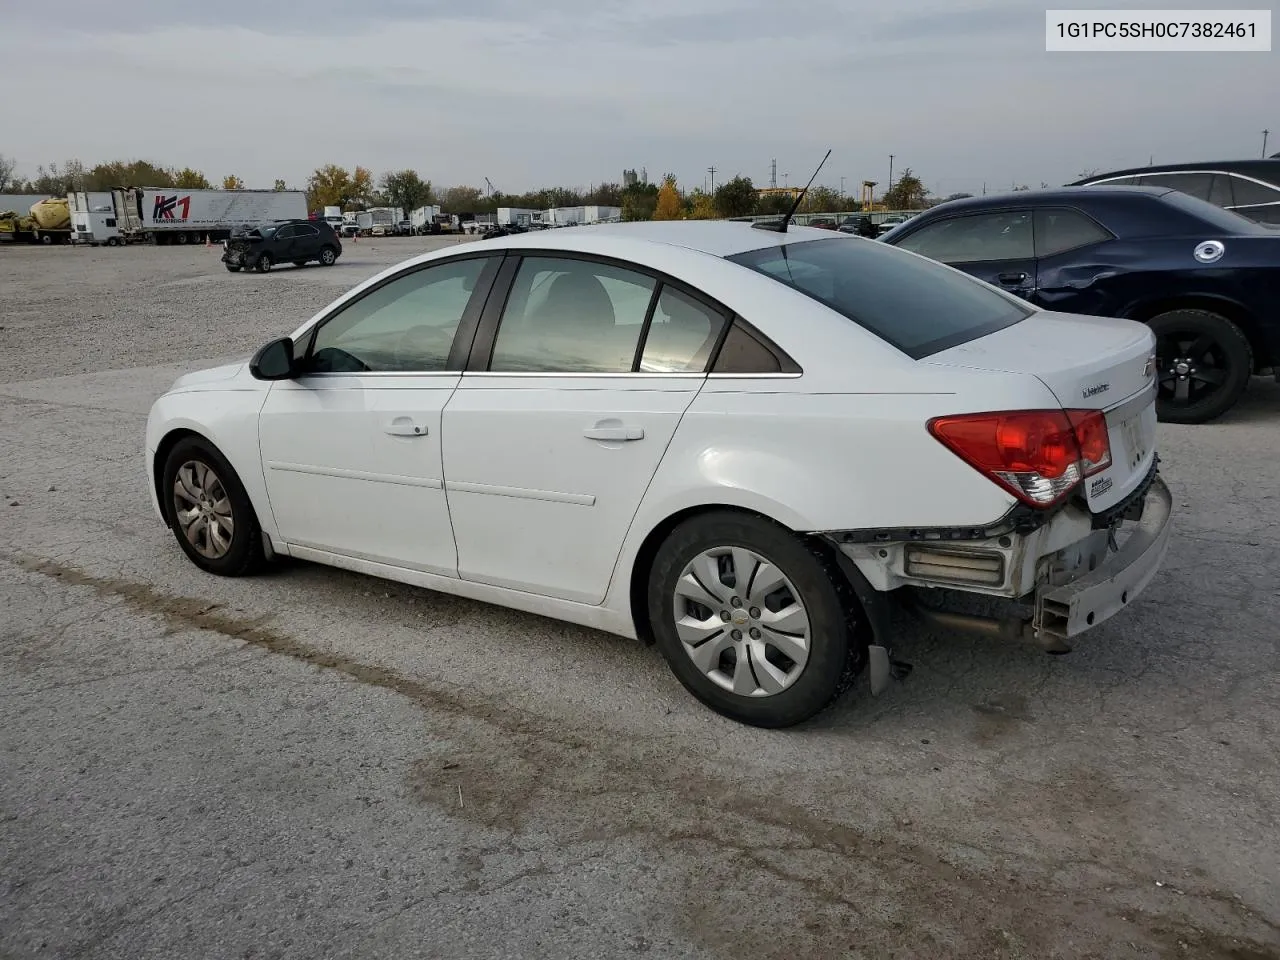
[880,186,1280,423]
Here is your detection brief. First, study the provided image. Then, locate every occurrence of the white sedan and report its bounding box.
[146,221,1173,728]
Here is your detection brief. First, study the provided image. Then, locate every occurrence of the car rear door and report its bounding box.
[441,253,731,604]
[1030,206,1115,314]
[291,222,321,260]
[892,209,1038,300]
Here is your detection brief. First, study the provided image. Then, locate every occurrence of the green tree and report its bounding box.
[381,170,433,214]
[273,179,287,191]
[653,174,682,220]
[585,182,623,206]
[441,185,483,212]
[85,159,174,190]
[882,168,928,209]
[686,189,718,220]
[620,182,658,221]
[221,174,245,190]
[755,192,793,216]
[306,165,354,209]
[172,167,211,189]
[801,185,842,213]
[714,175,757,217]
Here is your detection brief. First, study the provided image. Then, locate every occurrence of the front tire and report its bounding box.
[318,245,337,266]
[1149,309,1252,424]
[161,437,264,576]
[255,253,273,273]
[648,511,859,728]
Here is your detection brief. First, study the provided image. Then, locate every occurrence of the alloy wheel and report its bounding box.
[1156,331,1229,407]
[672,546,811,697]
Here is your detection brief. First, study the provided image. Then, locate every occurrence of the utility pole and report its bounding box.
[1264,129,1270,157]
[707,166,717,192]
[840,176,846,198]
[783,172,789,188]
[888,155,894,193]
[770,159,777,189]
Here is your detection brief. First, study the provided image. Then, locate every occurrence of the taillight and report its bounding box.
[927,409,1112,507]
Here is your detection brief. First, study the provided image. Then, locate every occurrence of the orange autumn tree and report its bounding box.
[653,174,682,220]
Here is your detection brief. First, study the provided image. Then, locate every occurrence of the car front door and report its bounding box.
[441,254,730,604]
[893,209,1037,300]
[270,224,296,261]
[257,254,502,575]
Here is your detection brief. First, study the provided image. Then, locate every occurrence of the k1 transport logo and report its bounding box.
[152,194,193,222]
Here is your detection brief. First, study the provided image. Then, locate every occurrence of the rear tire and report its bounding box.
[105,237,119,247]
[647,511,860,728]
[255,253,273,273]
[176,231,188,245]
[319,246,337,266]
[1149,309,1252,424]
[161,436,265,577]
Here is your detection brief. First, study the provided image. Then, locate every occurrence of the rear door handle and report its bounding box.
[997,272,1029,285]
[583,422,644,442]
[385,416,428,437]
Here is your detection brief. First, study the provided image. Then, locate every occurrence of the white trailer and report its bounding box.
[68,192,120,245]
[582,205,622,224]
[357,206,401,236]
[410,205,441,233]
[105,187,307,245]
[497,206,542,226]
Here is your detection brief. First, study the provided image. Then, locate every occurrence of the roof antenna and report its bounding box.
[754,149,831,233]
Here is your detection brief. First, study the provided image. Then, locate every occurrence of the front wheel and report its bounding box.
[161,436,265,576]
[255,253,273,273]
[647,511,860,728]
[318,246,337,266]
[1149,309,1252,424]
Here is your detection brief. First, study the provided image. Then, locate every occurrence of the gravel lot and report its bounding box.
[2,241,1278,960]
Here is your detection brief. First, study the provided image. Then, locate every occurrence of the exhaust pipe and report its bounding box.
[905,599,1072,655]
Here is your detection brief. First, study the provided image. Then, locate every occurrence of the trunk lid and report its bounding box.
[924,311,1158,513]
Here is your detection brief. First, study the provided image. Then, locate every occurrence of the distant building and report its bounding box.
[756,186,802,200]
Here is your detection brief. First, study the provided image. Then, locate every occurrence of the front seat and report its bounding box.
[530,270,625,371]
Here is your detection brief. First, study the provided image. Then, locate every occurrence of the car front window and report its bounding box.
[728,236,1032,359]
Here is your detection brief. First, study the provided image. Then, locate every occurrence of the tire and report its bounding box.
[1148,309,1252,424]
[39,233,52,245]
[224,264,241,272]
[255,253,273,273]
[647,511,860,728]
[318,245,337,266]
[105,237,119,247]
[176,231,188,245]
[161,436,265,576]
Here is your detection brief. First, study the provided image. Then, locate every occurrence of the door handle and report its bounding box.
[997,272,1029,285]
[385,416,427,437]
[583,422,644,442]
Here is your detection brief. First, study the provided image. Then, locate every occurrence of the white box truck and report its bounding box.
[82,187,307,245]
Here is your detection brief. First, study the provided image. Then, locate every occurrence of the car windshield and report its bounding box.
[727,236,1033,359]
[1159,190,1268,234]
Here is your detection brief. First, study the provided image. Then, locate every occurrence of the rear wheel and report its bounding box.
[255,253,273,273]
[161,437,265,576]
[1149,309,1252,424]
[648,511,860,728]
[176,231,189,245]
[105,237,119,247]
[319,246,337,266]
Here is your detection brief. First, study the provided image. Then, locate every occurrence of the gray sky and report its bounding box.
[3,0,1276,196]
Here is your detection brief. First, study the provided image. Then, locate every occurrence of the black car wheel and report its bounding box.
[255,253,273,273]
[319,246,337,266]
[1149,309,1253,424]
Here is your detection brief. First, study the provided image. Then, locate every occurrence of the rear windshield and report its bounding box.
[1159,190,1267,234]
[727,236,1033,359]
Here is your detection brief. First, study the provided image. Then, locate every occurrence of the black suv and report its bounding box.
[222,219,342,273]
[1071,160,1280,225]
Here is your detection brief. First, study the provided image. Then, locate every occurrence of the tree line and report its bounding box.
[1,153,950,219]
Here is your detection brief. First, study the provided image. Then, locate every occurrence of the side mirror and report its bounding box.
[249,336,296,380]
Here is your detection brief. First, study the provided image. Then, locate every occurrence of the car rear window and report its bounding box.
[727,236,1033,359]
[1159,190,1267,234]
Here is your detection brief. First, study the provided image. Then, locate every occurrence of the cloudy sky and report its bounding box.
[3,0,1276,196]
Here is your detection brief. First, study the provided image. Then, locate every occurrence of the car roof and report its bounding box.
[921,185,1174,213]
[487,219,835,258]
[1073,159,1280,182]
